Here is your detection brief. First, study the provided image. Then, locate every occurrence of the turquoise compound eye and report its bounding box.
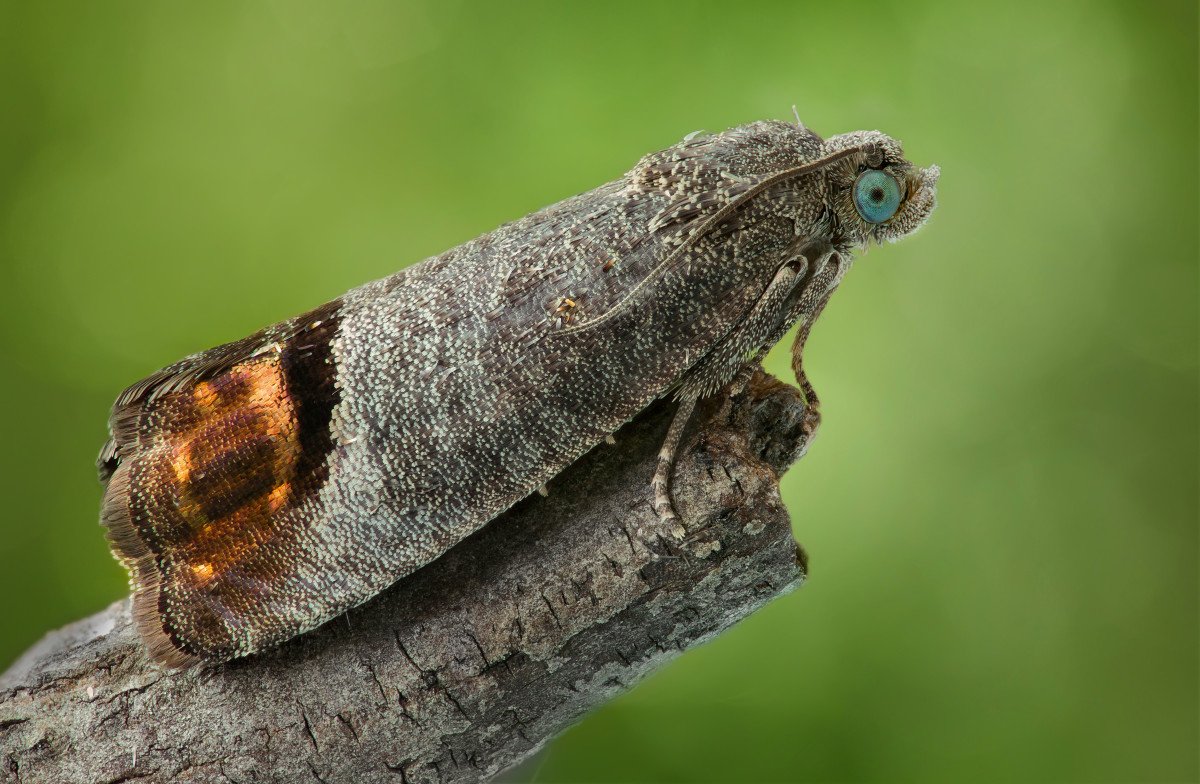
[853,169,902,224]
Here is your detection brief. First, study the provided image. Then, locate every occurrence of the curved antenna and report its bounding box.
[554,145,862,338]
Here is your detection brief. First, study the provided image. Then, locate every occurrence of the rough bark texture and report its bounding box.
[0,370,810,784]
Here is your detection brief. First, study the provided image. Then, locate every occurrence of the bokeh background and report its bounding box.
[1,1,1196,781]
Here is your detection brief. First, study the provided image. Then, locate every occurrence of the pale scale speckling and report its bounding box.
[99,118,939,664]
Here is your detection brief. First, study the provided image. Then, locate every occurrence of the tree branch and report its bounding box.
[0,370,810,784]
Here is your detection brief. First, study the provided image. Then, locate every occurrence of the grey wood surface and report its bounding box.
[0,370,810,784]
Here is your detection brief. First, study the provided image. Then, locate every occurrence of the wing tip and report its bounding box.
[102,459,204,669]
[131,584,204,669]
[95,300,346,668]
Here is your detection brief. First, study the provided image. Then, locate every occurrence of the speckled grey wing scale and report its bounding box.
[96,165,724,665]
[556,146,863,339]
[96,119,939,666]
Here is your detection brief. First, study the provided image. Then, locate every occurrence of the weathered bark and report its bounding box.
[0,370,811,784]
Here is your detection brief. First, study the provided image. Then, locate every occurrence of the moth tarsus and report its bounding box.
[652,397,698,540]
[98,117,938,666]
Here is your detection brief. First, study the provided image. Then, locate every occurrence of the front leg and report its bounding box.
[677,256,807,402]
[788,254,847,457]
[652,245,843,538]
[730,247,843,459]
[654,252,814,539]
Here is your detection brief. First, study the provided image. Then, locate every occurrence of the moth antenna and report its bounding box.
[791,105,803,129]
[555,145,863,337]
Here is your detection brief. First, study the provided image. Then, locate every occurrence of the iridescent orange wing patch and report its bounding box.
[145,355,299,579]
[101,302,341,666]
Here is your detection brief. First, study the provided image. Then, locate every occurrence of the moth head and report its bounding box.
[822,130,939,248]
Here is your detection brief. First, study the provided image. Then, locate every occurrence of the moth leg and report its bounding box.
[676,259,806,403]
[652,247,836,539]
[789,255,847,455]
[651,254,809,538]
[720,246,835,401]
[652,397,697,540]
[791,339,823,456]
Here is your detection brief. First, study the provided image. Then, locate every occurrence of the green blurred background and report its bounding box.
[1,1,1195,781]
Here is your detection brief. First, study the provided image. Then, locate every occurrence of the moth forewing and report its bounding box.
[100,119,938,666]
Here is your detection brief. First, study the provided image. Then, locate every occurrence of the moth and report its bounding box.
[99,117,939,667]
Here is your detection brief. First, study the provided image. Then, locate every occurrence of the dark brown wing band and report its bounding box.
[100,300,342,666]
